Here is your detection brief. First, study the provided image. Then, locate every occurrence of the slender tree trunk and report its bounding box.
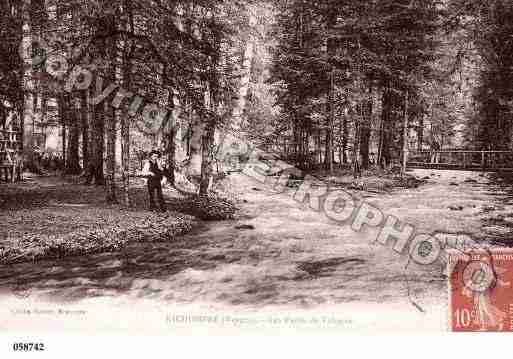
[378,87,392,168]
[338,120,342,166]
[293,121,299,165]
[304,127,310,169]
[167,125,176,186]
[164,90,176,187]
[199,123,215,195]
[21,0,34,162]
[323,11,337,173]
[58,95,67,169]
[41,92,48,148]
[93,107,105,185]
[83,87,96,183]
[232,23,254,131]
[119,0,134,207]
[325,55,335,173]
[185,108,191,157]
[66,96,81,174]
[352,107,361,179]
[105,24,117,201]
[359,85,373,170]
[401,89,409,175]
[377,107,385,167]
[342,112,348,164]
[317,128,322,166]
[105,101,117,202]
[61,122,66,167]
[417,114,424,152]
[359,123,371,170]
[81,91,89,171]
[120,106,130,206]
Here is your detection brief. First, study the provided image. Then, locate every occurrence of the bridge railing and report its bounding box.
[407,150,513,170]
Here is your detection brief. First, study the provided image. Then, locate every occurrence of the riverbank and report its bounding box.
[0,174,198,264]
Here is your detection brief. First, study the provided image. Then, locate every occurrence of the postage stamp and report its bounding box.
[449,248,513,332]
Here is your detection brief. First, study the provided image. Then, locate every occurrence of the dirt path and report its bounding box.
[1,169,511,331]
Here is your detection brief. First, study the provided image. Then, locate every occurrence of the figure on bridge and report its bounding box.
[429,138,441,164]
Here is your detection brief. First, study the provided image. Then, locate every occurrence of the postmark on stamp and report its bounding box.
[449,248,513,332]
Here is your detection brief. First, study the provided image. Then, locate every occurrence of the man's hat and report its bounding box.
[149,150,162,157]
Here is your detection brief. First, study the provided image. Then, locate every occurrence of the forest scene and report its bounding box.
[1,0,513,332]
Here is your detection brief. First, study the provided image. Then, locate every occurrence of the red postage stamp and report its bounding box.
[449,248,513,332]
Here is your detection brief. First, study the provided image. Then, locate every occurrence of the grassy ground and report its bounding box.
[0,174,199,264]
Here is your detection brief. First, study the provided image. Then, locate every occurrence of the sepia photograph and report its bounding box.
[1,0,513,349]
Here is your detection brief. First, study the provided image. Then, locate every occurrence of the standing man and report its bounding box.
[141,150,167,212]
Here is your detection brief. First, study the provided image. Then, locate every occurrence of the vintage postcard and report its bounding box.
[1,0,513,351]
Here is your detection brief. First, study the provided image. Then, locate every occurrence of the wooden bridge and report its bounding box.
[407,150,513,171]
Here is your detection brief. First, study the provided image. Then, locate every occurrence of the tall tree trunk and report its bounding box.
[164,90,176,187]
[338,120,342,166]
[199,73,216,195]
[293,121,299,165]
[317,128,322,166]
[303,126,309,169]
[342,110,348,164]
[105,102,117,202]
[377,93,383,164]
[359,85,373,170]
[105,16,117,202]
[93,105,105,185]
[81,91,89,171]
[231,21,254,132]
[120,105,130,206]
[119,0,134,207]
[401,89,409,175]
[417,114,424,152]
[352,106,361,179]
[359,127,370,170]
[325,35,335,173]
[166,125,176,186]
[83,87,96,183]
[85,4,114,186]
[58,94,66,169]
[85,80,105,185]
[61,122,66,167]
[342,87,350,164]
[199,123,215,195]
[21,0,34,163]
[378,87,392,168]
[66,95,81,174]
[185,120,203,178]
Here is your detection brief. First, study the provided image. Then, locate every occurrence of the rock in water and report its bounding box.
[235,224,255,230]
[185,194,237,220]
[448,205,464,211]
